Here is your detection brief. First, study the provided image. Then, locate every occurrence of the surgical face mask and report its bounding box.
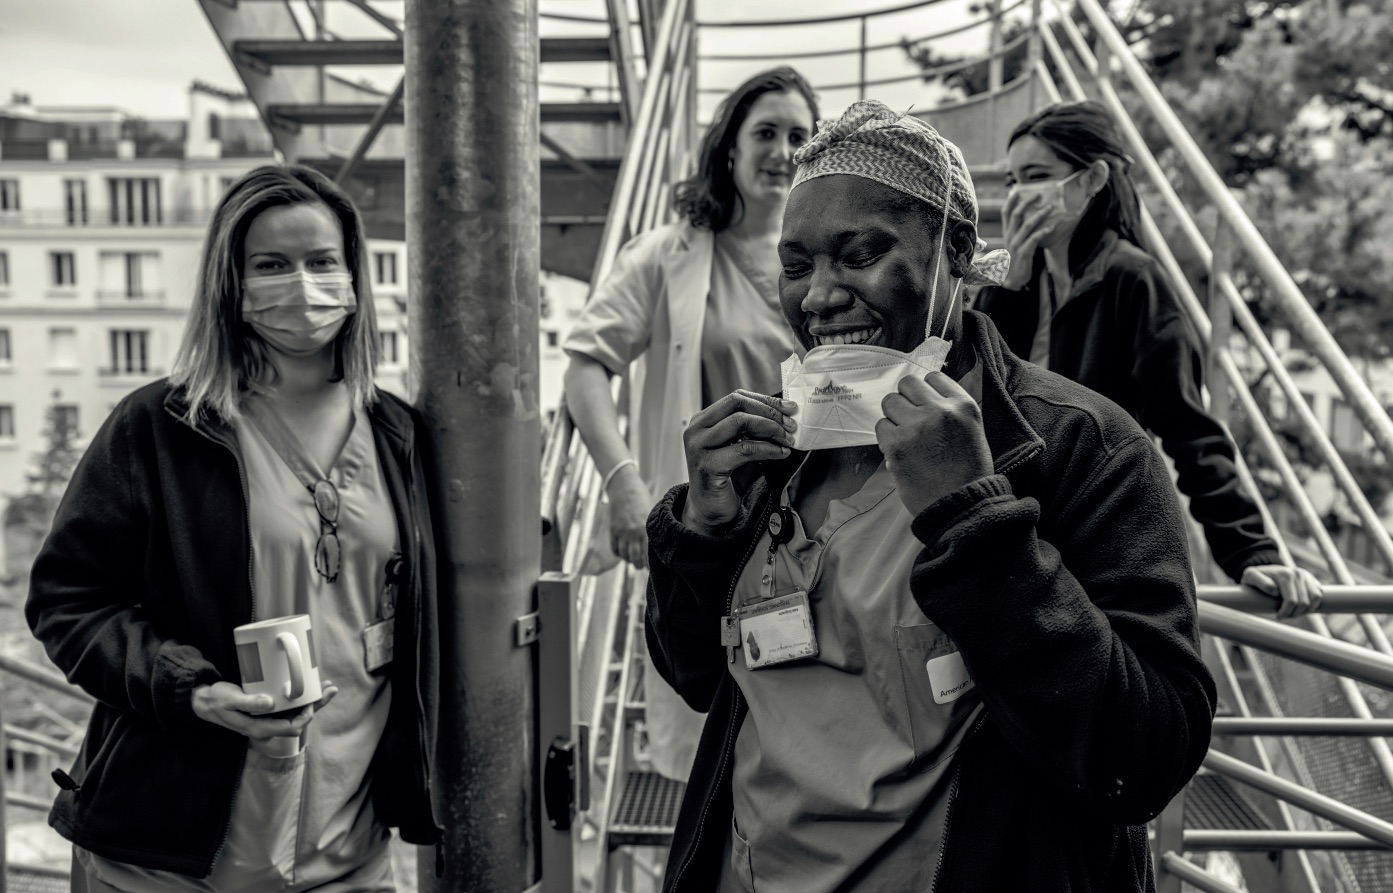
[242,271,356,357]
[1008,168,1085,216]
[780,309,958,450]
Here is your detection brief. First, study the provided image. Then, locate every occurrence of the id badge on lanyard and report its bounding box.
[363,553,401,673]
[719,506,819,669]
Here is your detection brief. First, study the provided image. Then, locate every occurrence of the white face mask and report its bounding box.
[779,308,957,449]
[242,271,356,358]
[1008,168,1084,215]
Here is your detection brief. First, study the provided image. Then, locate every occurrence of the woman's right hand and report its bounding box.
[1001,190,1058,291]
[609,470,653,569]
[682,391,796,534]
[193,680,339,744]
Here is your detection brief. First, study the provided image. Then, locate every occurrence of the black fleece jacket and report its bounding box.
[973,231,1281,581]
[26,381,440,877]
[645,311,1216,893]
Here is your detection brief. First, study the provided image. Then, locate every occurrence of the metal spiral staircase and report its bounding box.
[2,2,1393,893]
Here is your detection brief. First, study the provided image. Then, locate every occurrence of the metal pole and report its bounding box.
[1207,221,1233,426]
[406,1,541,891]
[0,695,7,893]
[1212,717,1393,736]
[859,16,868,101]
[1184,830,1393,851]
[1198,602,1393,691]
[1204,749,1393,846]
[1158,853,1249,893]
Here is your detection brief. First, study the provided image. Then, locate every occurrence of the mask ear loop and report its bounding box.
[923,139,954,342]
[924,137,960,343]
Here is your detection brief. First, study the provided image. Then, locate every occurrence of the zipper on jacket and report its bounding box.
[928,713,987,893]
[404,444,438,837]
[179,416,255,875]
[670,497,771,891]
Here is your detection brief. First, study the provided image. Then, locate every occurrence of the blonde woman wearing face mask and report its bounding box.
[563,66,817,782]
[975,101,1322,617]
[27,165,440,891]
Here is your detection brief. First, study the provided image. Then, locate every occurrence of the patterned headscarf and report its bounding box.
[792,100,1010,287]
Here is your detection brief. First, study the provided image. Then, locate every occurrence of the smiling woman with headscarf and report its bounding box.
[643,101,1215,893]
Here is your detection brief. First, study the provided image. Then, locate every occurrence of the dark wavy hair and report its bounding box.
[170,164,378,424]
[1008,101,1141,279]
[672,66,819,232]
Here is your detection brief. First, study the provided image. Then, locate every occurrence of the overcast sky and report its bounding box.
[0,0,990,121]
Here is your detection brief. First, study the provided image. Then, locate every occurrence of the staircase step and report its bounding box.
[267,101,622,127]
[235,36,612,67]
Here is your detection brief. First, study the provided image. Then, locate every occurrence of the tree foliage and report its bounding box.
[902,7,1033,98]
[2,392,83,554]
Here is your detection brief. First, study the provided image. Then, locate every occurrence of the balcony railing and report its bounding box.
[95,289,167,305]
[0,208,214,228]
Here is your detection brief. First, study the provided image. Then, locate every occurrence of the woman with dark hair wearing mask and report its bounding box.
[28,164,439,891]
[974,100,1321,615]
[562,66,818,782]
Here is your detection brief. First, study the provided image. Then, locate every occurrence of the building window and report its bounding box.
[107,177,162,225]
[0,328,10,365]
[374,251,398,286]
[208,112,221,140]
[545,330,559,348]
[51,252,76,287]
[0,179,19,212]
[100,251,161,299]
[0,251,8,287]
[0,405,14,440]
[48,327,79,369]
[54,404,79,438]
[380,331,399,365]
[109,330,150,374]
[65,179,88,225]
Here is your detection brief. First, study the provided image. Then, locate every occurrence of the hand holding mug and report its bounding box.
[192,679,339,744]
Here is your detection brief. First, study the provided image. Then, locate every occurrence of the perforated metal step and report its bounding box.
[608,770,686,849]
[1184,772,1273,831]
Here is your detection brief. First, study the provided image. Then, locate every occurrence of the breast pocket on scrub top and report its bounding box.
[894,623,979,766]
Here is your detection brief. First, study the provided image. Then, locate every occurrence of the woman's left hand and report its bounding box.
[877,371,993,518]
[1242,565,1324,618]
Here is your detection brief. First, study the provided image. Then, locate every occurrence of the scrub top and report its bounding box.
[78,399,399,893]
[719,355,986,893]
[701,229,803,406]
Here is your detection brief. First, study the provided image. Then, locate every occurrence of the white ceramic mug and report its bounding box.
[233,614,322,714]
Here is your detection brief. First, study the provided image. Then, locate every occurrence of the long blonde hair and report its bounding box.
[170,164,379,425]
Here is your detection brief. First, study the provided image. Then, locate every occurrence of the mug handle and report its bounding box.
[277,632,306,701]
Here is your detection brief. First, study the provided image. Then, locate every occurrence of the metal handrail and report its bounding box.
[1199,602,1393,690]
[1212,717,1393,736]
[1184,830,1393,851]
[697,31,1034,95]
[1205,749,1393,847]
[1158,852,1252,893]
[698,0,1028,61]
[698,0,954,27]
[1200,585,1393,613]
[0,654,93,705]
